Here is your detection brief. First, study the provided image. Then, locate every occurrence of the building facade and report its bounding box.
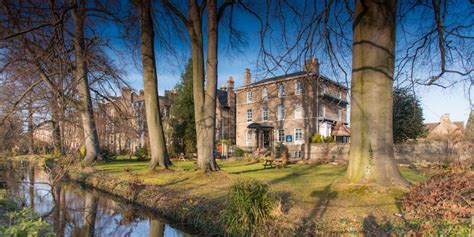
[235,59,350,158]
[95,88,173,153]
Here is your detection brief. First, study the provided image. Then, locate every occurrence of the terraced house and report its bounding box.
[235,59,350,158]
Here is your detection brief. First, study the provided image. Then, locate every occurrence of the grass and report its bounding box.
[92,159,428,232]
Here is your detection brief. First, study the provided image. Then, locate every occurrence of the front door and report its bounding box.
[262,131,270,148]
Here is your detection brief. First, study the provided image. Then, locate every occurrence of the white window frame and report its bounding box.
[262,107,269,121]
[321,105,326,117]
[278,84,285,97]
[278,129,285,142]
[277,104,285,120]
[247,109,253,122]
[295,80,303,95]
[262,87,268,100]
[294,103,303,119]
[247,89,253,102]
[294,128,303,144]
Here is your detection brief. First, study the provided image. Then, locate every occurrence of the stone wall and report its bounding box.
[305,141,473,164]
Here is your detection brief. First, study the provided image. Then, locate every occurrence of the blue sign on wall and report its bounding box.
[285,135,293,142]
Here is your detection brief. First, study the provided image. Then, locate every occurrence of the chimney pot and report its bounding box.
[304,57,320,74]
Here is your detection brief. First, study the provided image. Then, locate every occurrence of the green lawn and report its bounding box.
[93,159,427,229]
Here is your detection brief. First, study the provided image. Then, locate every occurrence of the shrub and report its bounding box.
[222,179,274,236]
[134,146,148,161]
[233,147,246,157]
[100,146,115,161]
[274,143,287,159]
[401,169,473,235]
[310,133,334,143]
[0,208,54,236]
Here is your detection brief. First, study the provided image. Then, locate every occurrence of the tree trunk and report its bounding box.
[134,0,171,169]
[148,219,164,237]
[346,0,408,186]
[201,0,219,171]
[83,192,98,237]
[186,0,220,172]
[71,1,101,164]
[27,102,34,154]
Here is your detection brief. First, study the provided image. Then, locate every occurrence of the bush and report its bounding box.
[100,146,115,161]
[274,143,287,159]
[310,133,334,143]
[134,146,148,161]
[0,208,54,236]
[233,147,246,157]
[401,169,473,235]
[222,179,274,235]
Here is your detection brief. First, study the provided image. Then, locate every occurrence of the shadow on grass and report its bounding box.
[363,215,396,236]
[268,164,316,185]
[295,184,338,235]
[159,177,191,187]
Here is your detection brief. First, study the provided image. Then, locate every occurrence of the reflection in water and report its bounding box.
[4,162,194,237]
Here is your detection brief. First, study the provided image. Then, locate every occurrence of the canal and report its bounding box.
[1,160,195,237]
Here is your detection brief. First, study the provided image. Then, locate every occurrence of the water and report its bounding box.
[1,161,195,237]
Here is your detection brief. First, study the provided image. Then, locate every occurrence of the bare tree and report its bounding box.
[71,0,102,163]
[245,0,472,186]
[162,0,232,171]
[132,0,172,169]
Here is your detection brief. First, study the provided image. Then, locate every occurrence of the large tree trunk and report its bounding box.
[201,0,219,171]
[346,0,408,186]
[134,0,171,169]
[187,0,220,172]
[71,1,101,164]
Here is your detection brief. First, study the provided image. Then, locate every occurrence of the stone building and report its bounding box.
[216,77,237,144]
[95,88,173,153]
[425,113,465,142]
[235,58,350,158]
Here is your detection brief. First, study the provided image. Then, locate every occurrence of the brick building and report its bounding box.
[235,59,350,158]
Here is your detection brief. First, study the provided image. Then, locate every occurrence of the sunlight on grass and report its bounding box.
[94,160,426,205]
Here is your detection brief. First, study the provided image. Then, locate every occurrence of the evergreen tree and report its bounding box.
[393,88,426,143]
[464,111,474,143]
[169,60,196,155]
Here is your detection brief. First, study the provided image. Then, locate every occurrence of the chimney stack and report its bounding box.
[244,68,251,86]
[304,57,320,74]
[227,76,235,107]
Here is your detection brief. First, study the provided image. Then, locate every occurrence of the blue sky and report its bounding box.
[116,1,472,125]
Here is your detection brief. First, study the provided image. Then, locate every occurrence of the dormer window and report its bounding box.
[262,87,268,100]
[247,89,253,102]
[295,80,303,95]
[278,84,285,97]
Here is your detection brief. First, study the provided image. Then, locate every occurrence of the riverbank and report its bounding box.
[63,159,427,235]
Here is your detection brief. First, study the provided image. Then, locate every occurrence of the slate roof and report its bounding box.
[240,71,348,90]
